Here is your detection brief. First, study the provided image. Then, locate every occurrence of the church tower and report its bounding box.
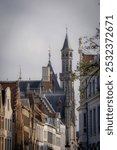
[60,29,76,150]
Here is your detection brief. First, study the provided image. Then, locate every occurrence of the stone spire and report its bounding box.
[62,27,71,50]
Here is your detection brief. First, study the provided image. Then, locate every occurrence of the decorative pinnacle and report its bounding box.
[48,49,51,63]
[66,26,68,34]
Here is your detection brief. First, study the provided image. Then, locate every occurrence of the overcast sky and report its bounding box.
[0,0,99,81]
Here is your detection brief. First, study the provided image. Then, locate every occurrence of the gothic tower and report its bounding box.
[60,29,76,150]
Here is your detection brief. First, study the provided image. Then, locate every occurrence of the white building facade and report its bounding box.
[4,87,13,150]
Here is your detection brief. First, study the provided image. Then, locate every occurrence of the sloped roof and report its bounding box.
[62,33,70,50]
[45,93,66,122]
[48,62,62,92]
[19,80,41,93]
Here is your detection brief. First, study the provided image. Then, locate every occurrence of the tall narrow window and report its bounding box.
[90,110,92,136]
[70,60,72,71]
[89,82,92,97]
[1,117,4,129]
[5,118,7,130]
[48,132,53,144]
[70,52,72,57]
[93,79,95,94]
[66,65,68,72]
[66,53,68,57]
[97,76,100,91]
[5,138,7,150]
[97,106,100,133]
[2,137,4,150]
[93,108,96,134]
[83,113,86,127]
[83,113,87,133]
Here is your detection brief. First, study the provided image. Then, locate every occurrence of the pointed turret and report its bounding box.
[61,28,71,50]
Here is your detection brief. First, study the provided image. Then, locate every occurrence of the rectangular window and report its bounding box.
[8,119,9,131]
[48,132,53,144]
[90,110,92,136]
[7,139,9,150]
[97,76,100,91]
[10,119,12,131]
[83,113,86,127]
[5,138,7,150]
[86,79,88,98]
[93,79,95,94]
[5,118,7,130]
[2,137,4,150]
[97,106,100,133]
[93,108,96,134]
[89,82,92,97]
[10,138,12,150]
[1,117,4,129]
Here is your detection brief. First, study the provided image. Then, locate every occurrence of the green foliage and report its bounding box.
[71,59,100,82]
[79,60,100,76]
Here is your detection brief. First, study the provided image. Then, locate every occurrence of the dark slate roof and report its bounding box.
[19,80,41,94]
[61,33,70,50]
[45,93,66,122]
[48,62,62,92]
